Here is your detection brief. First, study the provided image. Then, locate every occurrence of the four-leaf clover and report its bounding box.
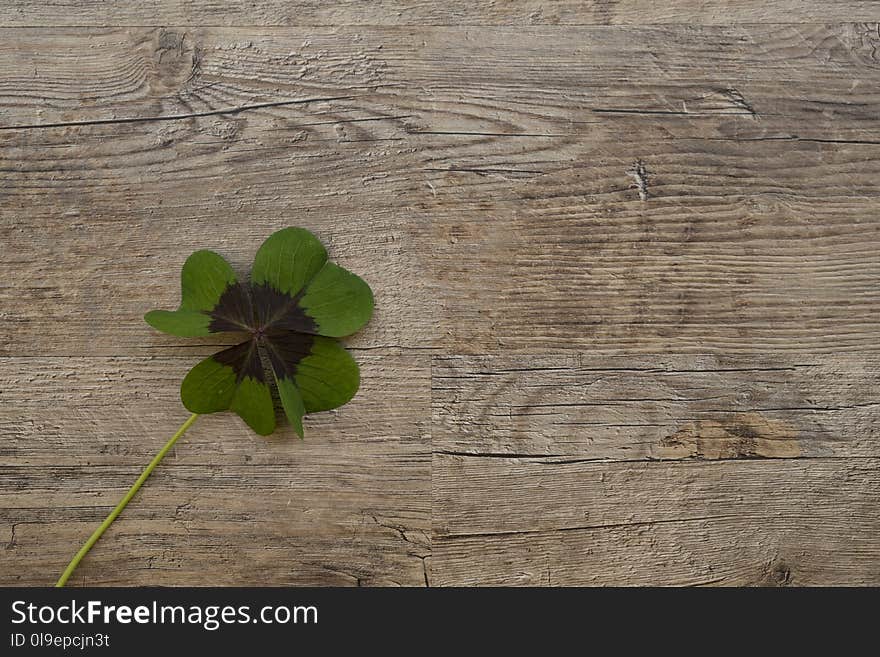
[145,227,374,436]
[56,227,374,587]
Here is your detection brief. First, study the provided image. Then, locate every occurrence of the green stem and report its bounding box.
[55,413,200,587]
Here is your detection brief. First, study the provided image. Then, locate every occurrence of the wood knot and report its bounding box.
[850,23,880,69]
[150,28,198,93]
[626,160,649,201]
[760,557,793,587]
[658,413,801,460]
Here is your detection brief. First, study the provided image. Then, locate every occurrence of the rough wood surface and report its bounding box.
[3,25,880,357]
[1,355,431,586]
[1,8,878,586]
[432,355,879,585]
[2,2,878,26]
[432,355,880,460]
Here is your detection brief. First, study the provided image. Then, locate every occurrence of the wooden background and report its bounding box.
[1,2,878,586]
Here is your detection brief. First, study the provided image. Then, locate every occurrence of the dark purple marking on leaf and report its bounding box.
[207,281,319,384]
[207,281,319,336]
[263,331,315,378]
[250,283,318,334]
[213,340,265,382]
[209,282,254,333]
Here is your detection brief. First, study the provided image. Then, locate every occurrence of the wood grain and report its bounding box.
[1,12,878,586]
[4,25,880,138]
[0,354,430,585]
[432,355,880,585]
[1,2,878,26]
[2,25,880,357]
[432,355,880,460]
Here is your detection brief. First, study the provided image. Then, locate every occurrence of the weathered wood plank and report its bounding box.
[432,355,880,460]
[5,128,880,356]
[7,136,880,356]
[3,25,880,140]
[429,191,880,355]
[432,504,880,586]
[2,27,879,356]
[0,208,434,356]
[0,354,430,585]
[0,2,877,26]
[432,354,880,585]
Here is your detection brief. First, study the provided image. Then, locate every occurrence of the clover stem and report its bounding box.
[55,412,200,587]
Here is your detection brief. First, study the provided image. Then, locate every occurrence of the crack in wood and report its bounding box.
[0,95,357,131]
[439,514,754,540]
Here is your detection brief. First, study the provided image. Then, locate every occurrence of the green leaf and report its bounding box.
[180,342,276,435]
[180,250,238,312]
[145,250,248,337]
[143,310,212,337]
[180,356,236,413]
[299,262,374,337]
[275,377,306,438]
[294,336,360,413]
[264,334,359,415]
[251,227,327,297]
[262,333,312,434]
[230,377,276,436]
[148,227,372,437]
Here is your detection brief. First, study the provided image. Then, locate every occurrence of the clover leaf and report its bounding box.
[145,227,373,437]
[55,227,373,587]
